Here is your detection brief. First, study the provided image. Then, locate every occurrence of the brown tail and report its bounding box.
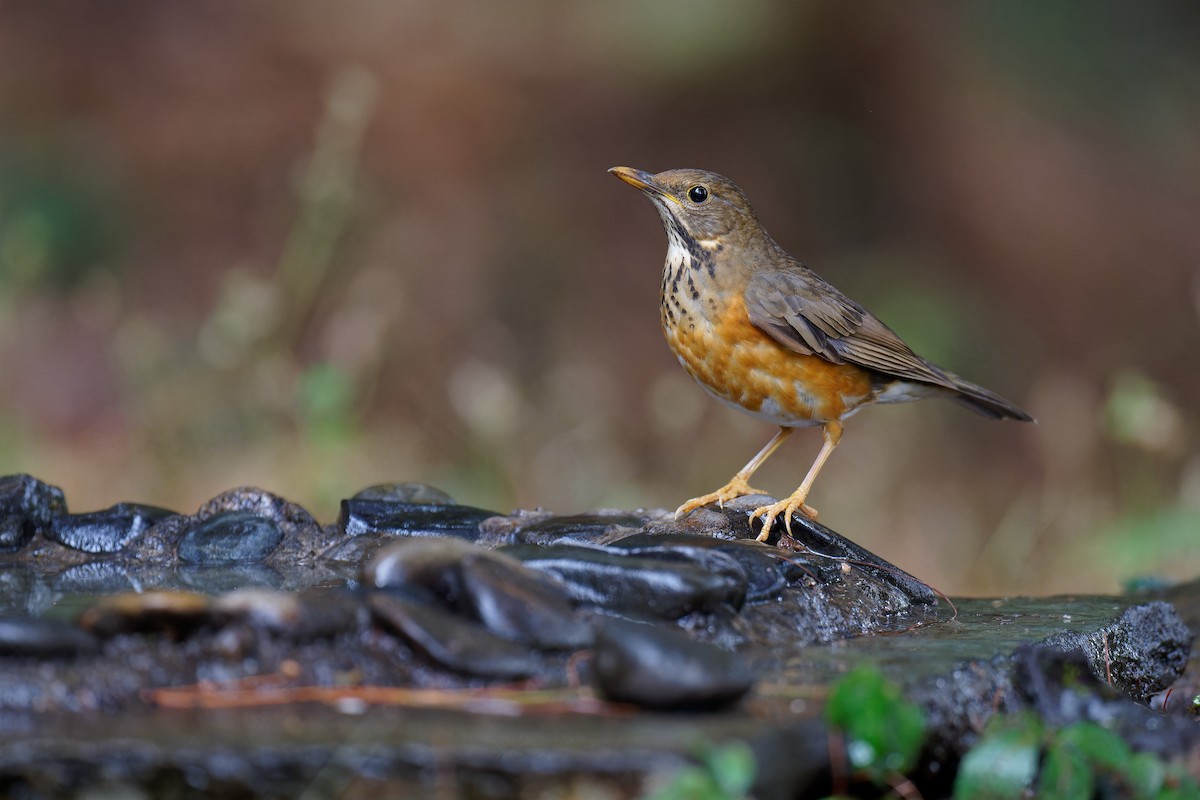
[946,373,1034,422]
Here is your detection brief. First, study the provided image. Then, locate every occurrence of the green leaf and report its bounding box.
[1056,722,1131,772]
[647,742,755,800]
[953,714,1042,800]
[824,666,926,782]
[703,741,755,797]
[1037,741,1093,800]
[1123,751,1165,799]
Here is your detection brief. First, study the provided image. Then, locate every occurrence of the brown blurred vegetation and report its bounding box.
[1,1,1198,595]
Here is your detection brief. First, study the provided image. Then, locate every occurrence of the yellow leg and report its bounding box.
[675,427,794,520]
[751,421,844,542]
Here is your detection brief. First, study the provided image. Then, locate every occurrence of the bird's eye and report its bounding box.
[687,185,709,204]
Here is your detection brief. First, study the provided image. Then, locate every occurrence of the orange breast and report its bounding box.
[663,295,875,425]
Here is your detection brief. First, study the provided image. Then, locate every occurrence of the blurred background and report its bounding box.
[1,1,1197,596]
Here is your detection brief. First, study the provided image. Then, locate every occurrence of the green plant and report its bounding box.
[648,741,756,800]
[955,716,1200,799]
[824,665,927,790]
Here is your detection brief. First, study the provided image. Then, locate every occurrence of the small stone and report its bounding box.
[213,587,365,640]
[352,482,456,505]
[339,499,498,540]
[0,617,99,659]
[46,503,177,554]
[459,553,590,650]
[178,511,284,564]
[0,474,67,552]
[500,544,745,619]
[611,532,802,603]
[212,588,303,632]
[369,591,541,679]
[362,536,479,597]
[78,590,212,638]
[510,513,647,546]
[592,617,754,710]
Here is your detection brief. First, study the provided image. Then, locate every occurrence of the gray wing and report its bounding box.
[743,268,957,388]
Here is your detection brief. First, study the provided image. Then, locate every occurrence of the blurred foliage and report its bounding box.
[0,158,122,290]
[955,714,1199,800]
[824,665,926,788]
[648,741,755,800]
[0,1,1198,594]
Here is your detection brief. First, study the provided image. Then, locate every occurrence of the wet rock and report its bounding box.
[78,590,212,639]
[0,617,98,659]
[198,487,318,530]
[660,497,938,605]
[46,503,177,554]
[363,538,590,649]
[459,553,590,650]
[507,513,648,546]
[0,474,67,552]
[362,536,478,598]
[177,511,284,564]
[1012,644,1200,760]
[500,544,745,619]
[339,499,498,540]
[610,532,802,603]
[352,482,456,505]
[212,588,303,632]
[592,617,754,710]
[1081,601,1193,701]
[369,591,541,679]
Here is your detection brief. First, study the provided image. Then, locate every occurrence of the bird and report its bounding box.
[609,166,1033,543]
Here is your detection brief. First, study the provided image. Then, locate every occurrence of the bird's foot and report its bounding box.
[674,476,769,520]
[750,495,819,543]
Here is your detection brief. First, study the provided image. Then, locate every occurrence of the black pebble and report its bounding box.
[178,511,284,564]
[47,503,177,554]
[592,617,754,710]
[0,474,67,552]
[369,591,541,679]
[339,499,498,540]
[500,544,746,619]
[460,553,591,650]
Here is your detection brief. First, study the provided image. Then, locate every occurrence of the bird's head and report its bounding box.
[608,167,764,248]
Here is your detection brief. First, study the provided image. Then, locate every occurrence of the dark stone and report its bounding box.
[0,617,99,659]
[351,482,456,505]
[1012,644,1200,760]
[368,591,541,679]
[510,513,648,546]
[459,553,590,650]
[339,499,498,539]
[592,617,754,710]
[178,511,284,564]
[78,591,212,639]
[610,532,800,603]
[212,587,366,640]
[319,531,393,564]
[0,474,67,552]
[46,503,177,554]
[500,544,745,619]
[666,497,938,605]
[362,536,479,599]
[1083,601,1193,701]
[198,488,318,529]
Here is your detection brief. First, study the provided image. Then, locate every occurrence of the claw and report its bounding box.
[674,476,768,521]
[750,496,820,544]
